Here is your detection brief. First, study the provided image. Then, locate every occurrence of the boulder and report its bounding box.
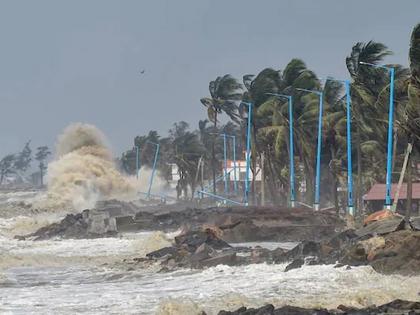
[355,217,405,237]
[146,246,178,259]
[175,229,231,252]
[410,217,420,231]
[284,258,304,272]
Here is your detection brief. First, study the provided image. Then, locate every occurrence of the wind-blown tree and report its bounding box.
[35,146,51,186]
[406,23,420,147]
[14,141,32,182]
[242,68,283,203]
[200,74,242,194]
[345,41,393,210]
[120,130,170,179]
[197,119,228,190]
[169,122,204,199]
[404,23,420,216]
[322,80,346,210]
[0,154,16,185]
[250,60,320,204]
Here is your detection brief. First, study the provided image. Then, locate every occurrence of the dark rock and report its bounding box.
[17,206,125,240]
[410,217,420,231]
[189,243,214,267]
[278,241,322,264]
[217,299,420,314]
[355,217,405,237]
[284,258,304,272]
[175,229,231,252]
[340,243,368,266]
[146,246,177,259]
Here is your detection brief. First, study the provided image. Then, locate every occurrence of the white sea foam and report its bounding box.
[1,263,419,315]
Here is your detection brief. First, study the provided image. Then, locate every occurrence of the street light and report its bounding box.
[240,101,253,205]
[296,87,323,211]
[359,61,395,210]
[146,141,160,198]
[325,77,354,216]
[265,93,296,207]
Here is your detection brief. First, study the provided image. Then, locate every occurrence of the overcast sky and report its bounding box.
[0,0,419,157]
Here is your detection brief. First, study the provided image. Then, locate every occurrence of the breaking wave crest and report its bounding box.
[45,123,138,211]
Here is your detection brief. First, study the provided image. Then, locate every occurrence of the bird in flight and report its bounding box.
[140,69,145,74]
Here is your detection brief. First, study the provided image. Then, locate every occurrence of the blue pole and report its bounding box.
[345,80,354,215]
[359,62,396,210]
[385,68,395,209]
[265,92,297,207]
[314,92,324,211]
[147,143,160,198]
[232,135,238,194]
[288,96,296,208]
[136,146,140,179]
[223,133,228,195]
[244,102,252,205]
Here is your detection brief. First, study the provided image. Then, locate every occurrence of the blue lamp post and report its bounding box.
[326,78,354,216]
[146,141,160,199]
[359,62,395,210]
[265,93,296,207]
[241,101,253,205]
[296,88,324,211]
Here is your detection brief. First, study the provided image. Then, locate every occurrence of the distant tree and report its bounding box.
[14,141,32,173]
[0,154,16,185]
[35,146,51,186]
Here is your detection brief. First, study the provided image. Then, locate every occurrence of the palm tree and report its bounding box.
[404,23,420,216]
[345,41,392,211]
[249,60,320,205]
[169,122,204,199]
[242,68,282,203]
[201,74,242,194]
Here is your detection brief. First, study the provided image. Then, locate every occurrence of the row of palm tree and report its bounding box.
[199,23,420,211]
[120,119,243,200]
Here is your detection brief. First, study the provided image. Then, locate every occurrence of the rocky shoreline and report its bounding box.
[125,217,420,275]
[216,299,420,314]
[16,201,420,275]
[18,201,344,242]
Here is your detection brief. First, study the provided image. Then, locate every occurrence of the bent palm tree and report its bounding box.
[346,41,392,211]
[200,74,242,194]
[404,23,420,216]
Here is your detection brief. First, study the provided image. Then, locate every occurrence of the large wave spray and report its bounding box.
[45,123,137,211]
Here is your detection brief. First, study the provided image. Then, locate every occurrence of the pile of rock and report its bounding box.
[217,299,420,315]
[17,209,117,240]
[280,214,420,275]
[133,227,287,270]
[118,205,344,243]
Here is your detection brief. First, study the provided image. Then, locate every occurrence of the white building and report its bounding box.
[225,159,261,182]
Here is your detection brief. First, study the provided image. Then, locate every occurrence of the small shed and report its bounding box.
[364,183,420,214]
